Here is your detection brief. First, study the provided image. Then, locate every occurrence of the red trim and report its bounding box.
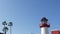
[40,23,50,28]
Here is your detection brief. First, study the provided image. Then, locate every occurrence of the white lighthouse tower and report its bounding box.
[40,17,50,34]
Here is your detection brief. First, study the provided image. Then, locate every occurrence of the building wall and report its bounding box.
[41,27,49,34]
[0,33,4,34]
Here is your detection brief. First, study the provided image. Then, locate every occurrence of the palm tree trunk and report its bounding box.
[10,26,12,34]
[4,25,6,34]
[5,30,6,34]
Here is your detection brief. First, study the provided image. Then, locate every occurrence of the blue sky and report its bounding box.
[0,0,60,34]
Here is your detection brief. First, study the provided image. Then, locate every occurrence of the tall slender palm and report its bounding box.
[3,27,8,34]
[2,21,8,34]
[8,22,13,34]
[30,32,33,34]
[2,21,7,27]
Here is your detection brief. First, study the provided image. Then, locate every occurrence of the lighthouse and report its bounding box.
[40,17,50,34]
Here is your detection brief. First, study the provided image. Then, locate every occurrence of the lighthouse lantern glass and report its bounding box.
[42,20,47,24]
[41,17,48,24]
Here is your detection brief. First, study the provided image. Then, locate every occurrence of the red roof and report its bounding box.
[52,30,60,34]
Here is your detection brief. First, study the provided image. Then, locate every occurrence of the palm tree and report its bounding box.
[3,27,8,34]
[2,21,7,27]
[30,32,34,34]
[8,22,13,34]
[2,21,8,34]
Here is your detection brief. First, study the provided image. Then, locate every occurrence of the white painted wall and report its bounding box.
[41,27,49,34]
